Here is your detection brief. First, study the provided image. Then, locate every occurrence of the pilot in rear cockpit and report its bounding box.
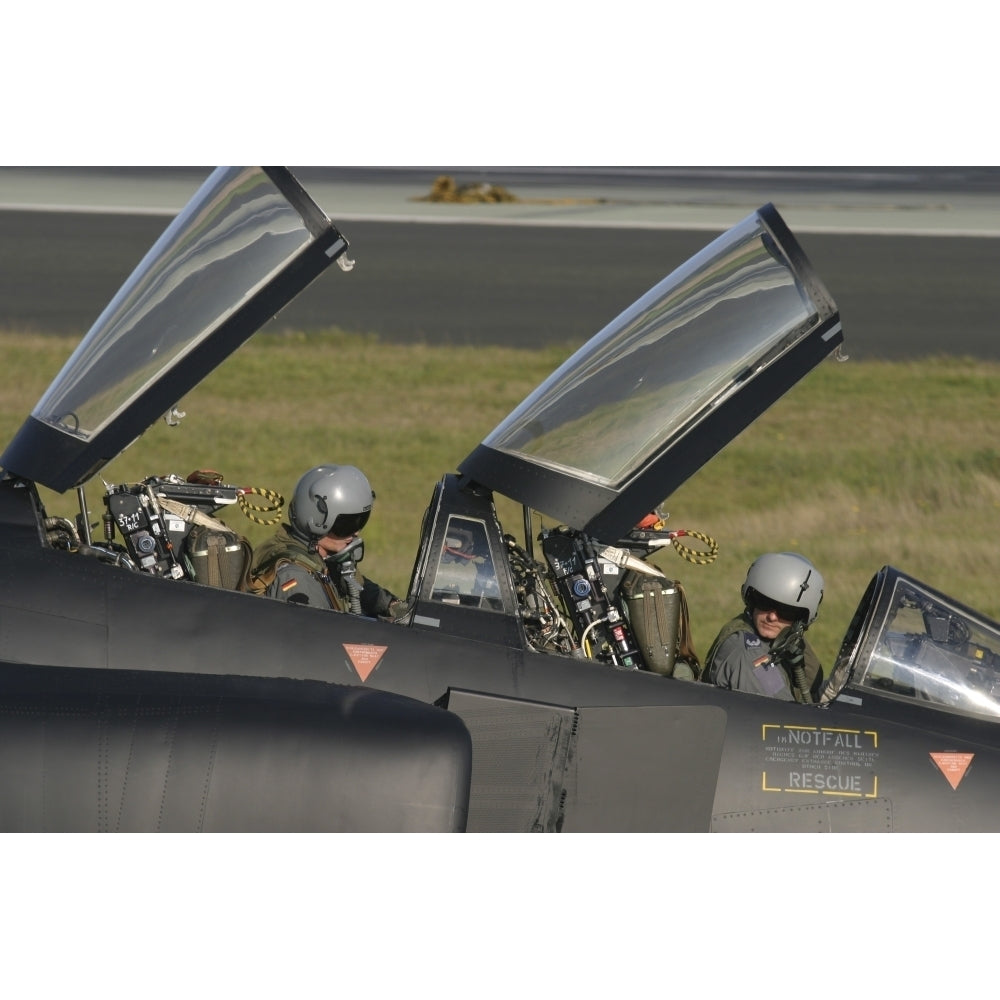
[250,464,410,622]
[703,552,825,703]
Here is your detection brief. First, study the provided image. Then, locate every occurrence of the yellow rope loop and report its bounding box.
[238,487,285,526]
[671,530,719,565]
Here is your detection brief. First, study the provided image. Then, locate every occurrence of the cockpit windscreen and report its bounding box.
[856,573,1000,720]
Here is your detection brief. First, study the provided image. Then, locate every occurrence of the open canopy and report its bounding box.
[1,166,351,493]
[459,203,842,540]
[3,174,840,543]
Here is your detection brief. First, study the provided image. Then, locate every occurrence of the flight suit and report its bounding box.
[251,523,401,617]
[703,611,824,702]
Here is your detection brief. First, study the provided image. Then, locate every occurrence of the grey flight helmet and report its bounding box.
[741,552,824,626]
[289,465,375,544]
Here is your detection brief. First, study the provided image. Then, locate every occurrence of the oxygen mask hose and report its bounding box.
[324,544,365,615]
[793,662,813,703]
[339,561,363,615]
[771,621,812,703]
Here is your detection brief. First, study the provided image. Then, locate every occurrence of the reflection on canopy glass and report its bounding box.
[861,576,1000,719]
[34,168,314,440]
[485,215,815,487]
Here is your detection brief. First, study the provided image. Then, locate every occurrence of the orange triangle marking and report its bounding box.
[929,751,975,790]
[343,644,388,682]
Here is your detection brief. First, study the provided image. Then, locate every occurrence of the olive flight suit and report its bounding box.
[251,523,402,618]
[703,610,824,702]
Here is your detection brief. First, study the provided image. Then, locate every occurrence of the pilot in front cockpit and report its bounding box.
[250,464,410,622]
[703,552,825,702]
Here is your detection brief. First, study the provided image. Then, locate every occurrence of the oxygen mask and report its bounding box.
[322,534,365,569]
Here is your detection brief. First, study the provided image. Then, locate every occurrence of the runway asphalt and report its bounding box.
[1,167,998,359]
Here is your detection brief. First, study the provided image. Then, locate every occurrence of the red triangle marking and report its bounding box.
[343,643,388,682]
[929,751,975,790]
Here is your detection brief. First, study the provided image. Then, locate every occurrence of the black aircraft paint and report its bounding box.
[3,166,1000,832]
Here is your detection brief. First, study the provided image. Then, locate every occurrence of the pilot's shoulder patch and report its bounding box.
[274,558,312,581]
[743,632,762,649]
[269,559,317,604]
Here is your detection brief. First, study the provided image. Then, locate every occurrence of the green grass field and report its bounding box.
[3,327,999,672]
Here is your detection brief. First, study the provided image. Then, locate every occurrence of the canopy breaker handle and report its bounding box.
[160,488,285,528]
[237,487,285,526]
[184,469,285,526]
[644,529,719,565]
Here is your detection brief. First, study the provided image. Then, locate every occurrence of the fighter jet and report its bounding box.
[3,166,999,832]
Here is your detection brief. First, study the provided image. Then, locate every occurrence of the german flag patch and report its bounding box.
[280,579,298,593]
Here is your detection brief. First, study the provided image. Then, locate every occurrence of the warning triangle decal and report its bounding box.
[343,644,388,682]
[929,751,975,790]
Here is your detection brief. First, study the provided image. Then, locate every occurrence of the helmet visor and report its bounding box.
[746,588,807,623]
[328,509,371,538]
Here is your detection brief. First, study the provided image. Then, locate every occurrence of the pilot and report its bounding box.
[250,464,410,621]
[702,552,824,702]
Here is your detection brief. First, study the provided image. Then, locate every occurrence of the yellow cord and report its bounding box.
[238,487,285,526]
[671,530,719,565]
